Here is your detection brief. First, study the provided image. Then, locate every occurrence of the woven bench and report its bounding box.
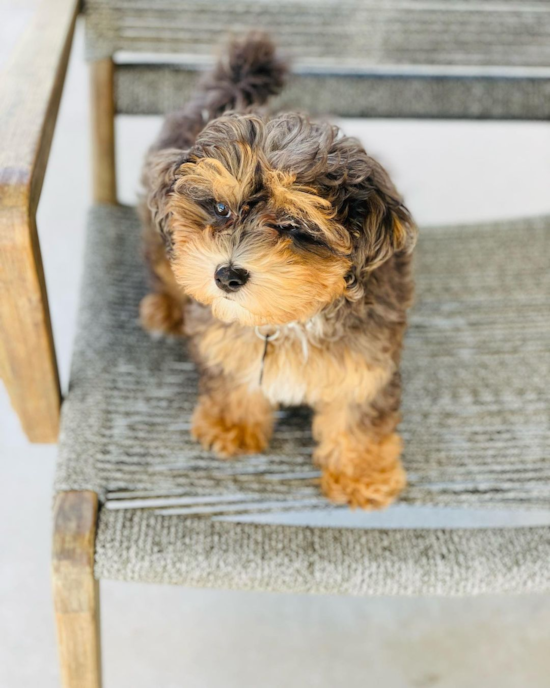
[54,205,550,595]
[2,1,550,686]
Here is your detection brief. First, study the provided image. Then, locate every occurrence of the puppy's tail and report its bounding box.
[151,33,287,151]
[198,32,288,116]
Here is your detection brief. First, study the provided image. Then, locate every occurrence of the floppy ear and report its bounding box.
[329,137,417,276]
[356,163,416,272]
[141,148,189,248]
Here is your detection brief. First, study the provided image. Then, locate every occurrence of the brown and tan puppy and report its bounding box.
[140,34,417,509]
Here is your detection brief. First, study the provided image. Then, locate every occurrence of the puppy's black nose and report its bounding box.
[214,265,250,293]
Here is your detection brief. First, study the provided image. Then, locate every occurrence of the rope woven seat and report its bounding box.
[55,204,550,595]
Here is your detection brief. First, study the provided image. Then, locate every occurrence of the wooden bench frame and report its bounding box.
[1,2,110,684]
[0,0,116,445]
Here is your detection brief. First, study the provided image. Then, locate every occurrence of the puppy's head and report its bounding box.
[146,113,416,327]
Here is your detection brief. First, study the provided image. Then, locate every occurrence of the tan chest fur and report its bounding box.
[195,318,392,408]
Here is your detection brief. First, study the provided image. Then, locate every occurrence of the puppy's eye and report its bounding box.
[278,223,297,233]
[214,202,231,218]
[277,223,327,249]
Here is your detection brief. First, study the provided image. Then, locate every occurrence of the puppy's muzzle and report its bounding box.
[215,264,250,293]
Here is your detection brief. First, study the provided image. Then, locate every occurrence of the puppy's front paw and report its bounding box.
[321,463,406,510]
[140,293,184,337]
[316,433,406,510]
[191,402,270,458]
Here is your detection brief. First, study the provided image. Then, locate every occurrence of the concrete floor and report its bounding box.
[2,7,550,688]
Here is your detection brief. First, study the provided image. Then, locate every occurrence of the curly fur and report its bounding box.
[140,33,417,509]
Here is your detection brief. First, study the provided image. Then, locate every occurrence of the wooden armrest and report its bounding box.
[0,0,80,443]
[0,0,80,210]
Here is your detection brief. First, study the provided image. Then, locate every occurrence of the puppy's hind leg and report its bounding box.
[312,374,406,509]
[192,376,275,458]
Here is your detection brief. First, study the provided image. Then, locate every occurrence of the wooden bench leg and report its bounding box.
[91,59,117,205]
[52,491,102,688]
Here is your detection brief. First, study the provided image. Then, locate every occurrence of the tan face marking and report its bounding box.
[167,151,351,327]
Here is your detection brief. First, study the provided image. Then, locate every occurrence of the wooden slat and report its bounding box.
[0,0,79,442]
[85,0,550,67]
[52,491,102,688]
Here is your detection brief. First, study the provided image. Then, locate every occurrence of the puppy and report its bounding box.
[140,34,417,509]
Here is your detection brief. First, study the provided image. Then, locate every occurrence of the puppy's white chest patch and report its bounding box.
[261,368,309,406]
[255,322,316,406]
